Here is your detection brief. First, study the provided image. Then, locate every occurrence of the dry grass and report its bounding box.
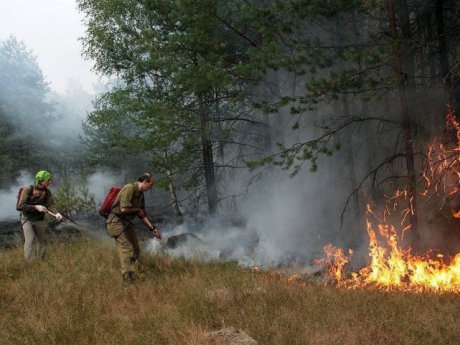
[0,239,459,345]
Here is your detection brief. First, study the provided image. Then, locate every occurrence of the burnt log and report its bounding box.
[165,232,205,249]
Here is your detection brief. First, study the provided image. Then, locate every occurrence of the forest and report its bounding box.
[1,0,460,271]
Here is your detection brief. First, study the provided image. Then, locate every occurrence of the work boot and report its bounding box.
[122,271,135,285]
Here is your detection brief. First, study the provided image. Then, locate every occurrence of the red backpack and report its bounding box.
[16,185,49,211]
[98,186,122,218]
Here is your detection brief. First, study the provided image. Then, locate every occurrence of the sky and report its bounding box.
[0,0,98,94]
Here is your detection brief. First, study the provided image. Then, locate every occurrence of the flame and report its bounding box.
[287,274,301,284]
[321,205,460,292]
[320,244,352,282]
[422,105,460,200]
[320,108,460,293]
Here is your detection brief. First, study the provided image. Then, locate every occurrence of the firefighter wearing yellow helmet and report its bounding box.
[17,170,63,261]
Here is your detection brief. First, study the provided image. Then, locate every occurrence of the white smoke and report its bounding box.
[242,166,346,264]
[85,170,122,205]
[0,171,33,221]
[146,150,357,268]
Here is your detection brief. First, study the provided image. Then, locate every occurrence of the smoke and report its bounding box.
[84,170,122,205]
[144,78,388,269]
[0,171,33,221]
[242,169,335,262]
[149,163,354,268]
[146,219,255,265]
[48,81,93,138]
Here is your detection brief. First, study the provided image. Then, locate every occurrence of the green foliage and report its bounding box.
[0,37,57,180]
[77,0,459,204]
[244,155,274,171]
[54,181,96,219]
[54,181,79,219]
[77,186,97,215]
[78,0,263,209]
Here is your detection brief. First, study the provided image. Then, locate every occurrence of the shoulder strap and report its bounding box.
[27,185,34,202]
[44,187,50,203]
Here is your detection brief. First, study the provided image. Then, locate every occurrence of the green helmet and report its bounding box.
[35,170,52,186]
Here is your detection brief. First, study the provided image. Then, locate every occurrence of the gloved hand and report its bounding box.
[35,205,48,213]
[151,227,162,240]
[55,213,63,221]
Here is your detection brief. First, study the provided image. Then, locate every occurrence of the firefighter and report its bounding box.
[107,173,161,283]
[17,170,63,262]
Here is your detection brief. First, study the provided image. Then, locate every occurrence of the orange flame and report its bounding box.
[321,212,460,292]
[318,244,352,282]
[422,106,460,199]
[321,108,460,293]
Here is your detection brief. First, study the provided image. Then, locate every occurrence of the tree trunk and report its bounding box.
[387,0,420,245]
[423,0,436,80]
[163,150,182,217]
[334,15,362,232]
[214,91,225,161]
[199,92,218,214]
[397,0,415,88]
[435,0,452,104]
[341,95,361,219]
[166,169,182,217]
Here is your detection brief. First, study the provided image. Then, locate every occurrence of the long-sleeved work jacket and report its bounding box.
[18,185,57,221]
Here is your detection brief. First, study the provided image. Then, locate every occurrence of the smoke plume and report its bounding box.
[0,171,33,221]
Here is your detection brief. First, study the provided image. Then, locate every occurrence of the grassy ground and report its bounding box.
[0,239,459,345]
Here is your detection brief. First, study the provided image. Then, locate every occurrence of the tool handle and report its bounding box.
[47,211,57,218]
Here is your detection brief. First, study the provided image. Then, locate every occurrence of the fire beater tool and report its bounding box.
[45,210,79,225]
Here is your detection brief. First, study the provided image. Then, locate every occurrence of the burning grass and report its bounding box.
[0,240,459,345]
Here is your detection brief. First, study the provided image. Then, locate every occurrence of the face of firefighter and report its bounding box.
[139,178,154,191]
[39,179,52,188]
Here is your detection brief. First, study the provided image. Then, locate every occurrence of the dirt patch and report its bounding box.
[207,327,258,345]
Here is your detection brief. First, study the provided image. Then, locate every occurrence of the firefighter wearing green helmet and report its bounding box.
[17,170,63,262]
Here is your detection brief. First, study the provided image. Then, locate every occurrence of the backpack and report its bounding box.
[16,185,49,211]
[98,186,122,218]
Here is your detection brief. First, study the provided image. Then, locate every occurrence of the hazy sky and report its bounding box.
[0,0,98,94]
